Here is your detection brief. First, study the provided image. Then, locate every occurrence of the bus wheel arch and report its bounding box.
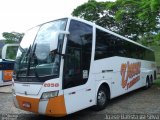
[100,83,111,99]
[93,82,110,111]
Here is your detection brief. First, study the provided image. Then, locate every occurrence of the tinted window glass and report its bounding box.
[63,20,93,89]
[95,28,155,61]
[95,29,115,59]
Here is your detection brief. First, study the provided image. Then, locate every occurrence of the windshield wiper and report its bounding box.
[26,44,37,76]
[26,43,40,80]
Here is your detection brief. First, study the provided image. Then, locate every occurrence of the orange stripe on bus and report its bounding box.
[46,95,67,117]
[16,96,39,113]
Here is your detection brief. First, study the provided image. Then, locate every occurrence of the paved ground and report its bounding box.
[0,85,12,93]
[0,84,160,120]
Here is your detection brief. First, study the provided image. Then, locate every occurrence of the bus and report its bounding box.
[12,17,156,117]
[0,44,19,86]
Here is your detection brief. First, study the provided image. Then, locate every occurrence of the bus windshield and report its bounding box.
[14,18,68,82]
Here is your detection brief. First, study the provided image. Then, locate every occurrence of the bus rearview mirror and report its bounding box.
[50,31,69,52]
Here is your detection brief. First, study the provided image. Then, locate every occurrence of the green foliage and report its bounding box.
[5,46,19,60]
[72,0,160,44]
[151,46,160,66]
[115,10,125,22]
[109,0,159,40]
[2,32,24,44]
[154,78,160,87]
[154,33,160,45]
[72,0,116,31]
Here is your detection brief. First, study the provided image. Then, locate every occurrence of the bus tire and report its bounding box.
[150,75,153,86]
[93,85,109,111]
[144,77,150,89]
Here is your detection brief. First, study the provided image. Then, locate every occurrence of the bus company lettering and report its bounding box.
[121,62,141,89]
[44,83,59,87]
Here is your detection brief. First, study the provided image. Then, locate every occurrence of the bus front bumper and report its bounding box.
[13,94,67,117]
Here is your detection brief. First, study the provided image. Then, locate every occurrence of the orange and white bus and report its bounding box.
[12,17,156,117]
[0,44,19,86]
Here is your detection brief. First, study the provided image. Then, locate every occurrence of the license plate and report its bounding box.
[22,102,31,108]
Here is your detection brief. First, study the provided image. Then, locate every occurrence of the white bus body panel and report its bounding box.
[91,56,155,98]
[14,78,62,95]
[64,79,95,114]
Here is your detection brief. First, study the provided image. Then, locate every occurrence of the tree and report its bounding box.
[72,0,160,45]
[2,32,24,44]
[72,0,117,31]
[110,0,160,42]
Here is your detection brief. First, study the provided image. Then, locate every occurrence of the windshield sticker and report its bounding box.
[120,62,141,89]
[83,70,88,79]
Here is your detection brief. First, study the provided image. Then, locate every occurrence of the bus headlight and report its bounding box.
[41,91,59,100]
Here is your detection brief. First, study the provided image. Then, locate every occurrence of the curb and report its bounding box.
[0,92,12,94]
[0,86,12,93]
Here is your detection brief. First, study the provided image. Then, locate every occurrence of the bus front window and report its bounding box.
[14,18,68,82]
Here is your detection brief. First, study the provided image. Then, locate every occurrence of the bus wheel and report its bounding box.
[94,86,109,111]
[150,75,153,87]
[144,77,150,89]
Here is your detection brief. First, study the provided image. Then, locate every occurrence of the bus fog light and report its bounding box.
[41,91,59,100]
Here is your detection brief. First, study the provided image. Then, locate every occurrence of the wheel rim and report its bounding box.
[97,90,106,106]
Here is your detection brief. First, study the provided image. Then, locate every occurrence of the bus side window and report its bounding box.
[63,47,82,88]
[64,48,81,77]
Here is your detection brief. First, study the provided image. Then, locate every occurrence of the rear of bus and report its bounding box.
[0,44,19,86]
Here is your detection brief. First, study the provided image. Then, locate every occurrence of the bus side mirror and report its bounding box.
[50,31,69,52]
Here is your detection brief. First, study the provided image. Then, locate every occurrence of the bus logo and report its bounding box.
[120,62,141,89]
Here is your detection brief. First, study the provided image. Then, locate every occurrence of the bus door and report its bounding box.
[63,19,94,113]
[63,47,93,113]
